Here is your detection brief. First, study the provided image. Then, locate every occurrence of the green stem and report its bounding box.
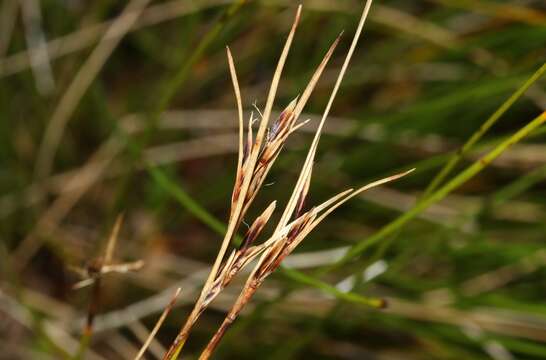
[423,62,546,197]
[336,111,546,268]
[147,166,227,235]
[281,267,385,308]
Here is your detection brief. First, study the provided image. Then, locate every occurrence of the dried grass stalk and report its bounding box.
[164,1,412,359]
[135,288,181,360]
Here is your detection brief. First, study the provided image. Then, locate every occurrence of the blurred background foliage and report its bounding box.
[1,0,546,359]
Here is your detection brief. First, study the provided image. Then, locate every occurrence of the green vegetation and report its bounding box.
[1,0,546,359]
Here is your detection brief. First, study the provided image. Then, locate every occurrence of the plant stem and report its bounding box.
[336,111,546,267]
[199,281,259,360]
[423,61,546,197]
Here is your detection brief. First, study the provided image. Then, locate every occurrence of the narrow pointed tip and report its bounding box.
[288,96,299,110]
[390,168,416,181]
[330,32,343,49]
[267,200,277,212]
[380,167,415,184]
[295,4,303,21]
[105,213,124,264]
[174,287,182,298]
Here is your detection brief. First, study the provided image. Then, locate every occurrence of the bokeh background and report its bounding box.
[2,0,546,359]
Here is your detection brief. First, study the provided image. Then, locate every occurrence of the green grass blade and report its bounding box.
[423,62,546,197]
[423,63,546,198]
[336,111,546,267]
[147,165,227,236]
[280,267,385,308]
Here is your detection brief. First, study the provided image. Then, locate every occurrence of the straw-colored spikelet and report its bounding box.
[163,1,413,359]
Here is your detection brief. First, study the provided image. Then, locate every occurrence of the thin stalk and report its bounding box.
[423,61,546,197]
[73,276,101,360]
[148,166,227,235]
[281,267,385,308]
[135,288,181,360]
[336,111,546,267]
[198,279,258,360]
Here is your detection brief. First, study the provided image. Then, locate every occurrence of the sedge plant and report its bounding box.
[162,1,413,359]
